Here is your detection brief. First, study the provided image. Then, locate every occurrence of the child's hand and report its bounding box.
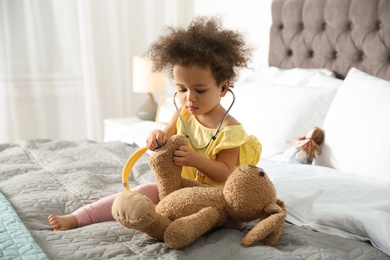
[172,145,198,167]
[146,130,167,151]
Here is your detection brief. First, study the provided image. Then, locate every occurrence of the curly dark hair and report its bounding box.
[146,16,253,85]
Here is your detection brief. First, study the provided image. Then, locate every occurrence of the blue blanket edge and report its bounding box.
[0,192,48,260]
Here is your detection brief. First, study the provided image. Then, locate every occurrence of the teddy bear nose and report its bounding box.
[259,170,265,177]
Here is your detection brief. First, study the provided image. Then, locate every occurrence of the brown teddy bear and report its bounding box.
[112,134,287,249]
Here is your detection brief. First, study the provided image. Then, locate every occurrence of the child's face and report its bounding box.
[173,65,226,117]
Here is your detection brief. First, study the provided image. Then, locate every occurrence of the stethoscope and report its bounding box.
[173,88,236,150]
[121,88,236,189]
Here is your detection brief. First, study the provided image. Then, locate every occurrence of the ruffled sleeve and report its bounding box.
[205,125,262,166]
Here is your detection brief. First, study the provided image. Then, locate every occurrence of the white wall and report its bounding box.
[0,0,274,142]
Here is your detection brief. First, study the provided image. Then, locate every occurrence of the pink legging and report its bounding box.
[73,183,159,227]
[73,183,246,230]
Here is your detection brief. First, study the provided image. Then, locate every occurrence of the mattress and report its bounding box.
[0,139,389,259]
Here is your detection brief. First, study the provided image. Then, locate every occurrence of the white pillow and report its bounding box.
[242,66,336,86]
[260,159,390,256]
[315,68,390,182]
[306,72,343,88]
[226,79,339,159]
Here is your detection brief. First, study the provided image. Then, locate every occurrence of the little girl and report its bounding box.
[281,127,324,164]
[48,16,262,231]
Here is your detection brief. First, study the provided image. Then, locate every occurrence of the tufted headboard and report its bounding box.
[269,0,390,81]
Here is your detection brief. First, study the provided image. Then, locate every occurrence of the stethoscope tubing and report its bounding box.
[173,89,235,149]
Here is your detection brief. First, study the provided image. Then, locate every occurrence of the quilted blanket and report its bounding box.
[0,139,389,259]
[0,193,48,260]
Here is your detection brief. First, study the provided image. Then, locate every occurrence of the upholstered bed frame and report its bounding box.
[269,0,390,81]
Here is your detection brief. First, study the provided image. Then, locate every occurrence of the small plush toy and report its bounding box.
[112,135,287,249]
[281,127,324,164]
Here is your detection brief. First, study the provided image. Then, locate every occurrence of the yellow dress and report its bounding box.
[176,109,262,188]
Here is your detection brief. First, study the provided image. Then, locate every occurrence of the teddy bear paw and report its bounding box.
[112,191,156,229]
[164,218,196,249]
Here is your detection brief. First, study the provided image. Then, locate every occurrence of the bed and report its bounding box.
[1,0,390,259]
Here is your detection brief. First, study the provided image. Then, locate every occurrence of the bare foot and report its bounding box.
[48,214,78,231]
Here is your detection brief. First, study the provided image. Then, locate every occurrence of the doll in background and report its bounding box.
[281,127,324,164]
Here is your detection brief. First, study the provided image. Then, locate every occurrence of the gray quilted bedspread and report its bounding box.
[0,139,389,260]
